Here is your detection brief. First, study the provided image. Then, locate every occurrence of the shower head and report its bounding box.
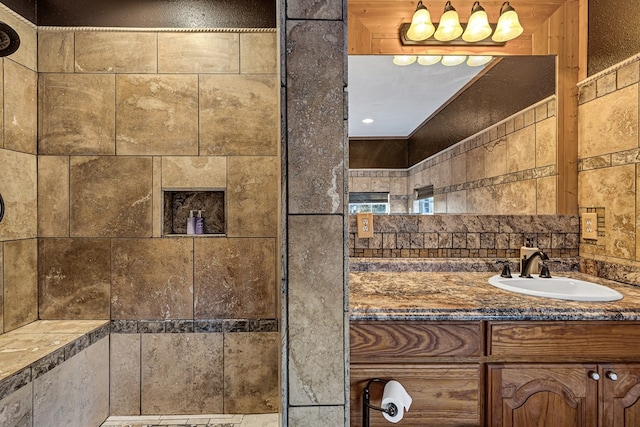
[0,22,19,57]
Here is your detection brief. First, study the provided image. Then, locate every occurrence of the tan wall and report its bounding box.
[36,29,279,415]
[577,58,640,270]
[0,9,37,334]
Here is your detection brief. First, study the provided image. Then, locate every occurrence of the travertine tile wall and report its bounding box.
[283,0,349,424]
[0,8,37,335]
[348,98,558,215]
[37,29,279,415]
[411,97,557,214]
[577,55,640,284]
[348,170,409,213]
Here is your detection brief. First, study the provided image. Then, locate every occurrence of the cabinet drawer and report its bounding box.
[351,321,480,362]
[350,364,480,427]
[489,321,640,358]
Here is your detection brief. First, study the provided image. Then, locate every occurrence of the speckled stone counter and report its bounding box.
[350,271,640,321]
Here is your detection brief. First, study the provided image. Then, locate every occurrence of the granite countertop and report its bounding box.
[350,271,640,321]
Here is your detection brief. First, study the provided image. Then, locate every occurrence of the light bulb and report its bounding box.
[441,55,466,66]
[417,55,442,66]
[462,2,492,42]
[492,1,523,42]
[434,1,463,41]
[392,55,417,66]
[467,55,492,66]
[406,1,435,41]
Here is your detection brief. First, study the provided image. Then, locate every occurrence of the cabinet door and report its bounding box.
[601,364,640,427]
[487,364,598,427]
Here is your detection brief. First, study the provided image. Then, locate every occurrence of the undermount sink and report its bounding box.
[488,274,623,302]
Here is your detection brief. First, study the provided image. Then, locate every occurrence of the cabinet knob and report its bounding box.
[606,371,618,381]
[589,371,600,381]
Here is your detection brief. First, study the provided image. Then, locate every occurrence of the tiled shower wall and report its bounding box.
[577,55,640,285]
[0,8,37,334]
[37,29,279,415]
[349,97,558,215]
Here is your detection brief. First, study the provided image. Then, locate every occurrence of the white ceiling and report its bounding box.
[347,55,488,138]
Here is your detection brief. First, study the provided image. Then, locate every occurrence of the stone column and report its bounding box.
[281,0,348,425]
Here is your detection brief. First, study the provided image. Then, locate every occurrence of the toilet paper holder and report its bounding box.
[362,378,398,427]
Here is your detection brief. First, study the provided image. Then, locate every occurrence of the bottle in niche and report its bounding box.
[195,210,205,235]
[187,210,196,235]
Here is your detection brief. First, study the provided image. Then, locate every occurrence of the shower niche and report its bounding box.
[163,190,225,236]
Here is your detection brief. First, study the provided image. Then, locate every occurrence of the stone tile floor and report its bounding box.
[101,413,279,427]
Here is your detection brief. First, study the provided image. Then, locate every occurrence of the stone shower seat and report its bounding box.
[0,319,109,400]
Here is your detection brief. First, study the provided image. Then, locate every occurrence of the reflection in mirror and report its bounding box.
[348,55,556,216]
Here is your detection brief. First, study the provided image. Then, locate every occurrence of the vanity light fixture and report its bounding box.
[462,2,492,42]
[433,1,463,41]
[492,1,524,42]
[400,1,522,46]
[406,0,435,41]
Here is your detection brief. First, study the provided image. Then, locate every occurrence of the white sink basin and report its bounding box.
[488,274,623,302]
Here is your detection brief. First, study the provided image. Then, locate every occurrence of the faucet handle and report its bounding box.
[496,260,512,278]
[540,261,552,278]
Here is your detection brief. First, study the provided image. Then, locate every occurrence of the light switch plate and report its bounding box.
[582,212,598,240]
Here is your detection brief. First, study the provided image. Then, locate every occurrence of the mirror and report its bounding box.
[347,54,557,215]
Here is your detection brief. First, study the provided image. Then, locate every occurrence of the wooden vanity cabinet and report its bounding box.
[487,322,640,427]
[350,320,640,427]
[350,321,482,427]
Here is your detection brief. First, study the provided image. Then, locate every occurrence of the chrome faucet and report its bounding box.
[520,250,549,278]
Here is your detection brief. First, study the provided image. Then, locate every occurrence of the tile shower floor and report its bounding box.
[101,413,279,427]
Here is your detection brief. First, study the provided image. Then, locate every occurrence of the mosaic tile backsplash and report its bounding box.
[350,214,580,259]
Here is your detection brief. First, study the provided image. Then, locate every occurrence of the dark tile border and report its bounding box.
[110,319,279,334]
[0,368,31,401]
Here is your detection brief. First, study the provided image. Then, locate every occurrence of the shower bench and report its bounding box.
[0,319,110,425]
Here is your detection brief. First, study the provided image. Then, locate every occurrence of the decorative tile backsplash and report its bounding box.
[349,214,580,259]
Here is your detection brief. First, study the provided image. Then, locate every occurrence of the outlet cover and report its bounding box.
[582,212,598,240]
[357,213,374,239]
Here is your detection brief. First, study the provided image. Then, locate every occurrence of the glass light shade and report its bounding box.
[441,55,466,66]
[434,2,463,41]
[462,3,492,42]
[492,2,523,42]
[417,55,442,66]
[466,55,492,66]
[406,2,435,41]
[392,55,417,66]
